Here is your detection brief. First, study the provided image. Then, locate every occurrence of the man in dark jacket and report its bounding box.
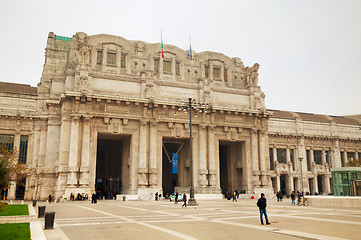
[257,193,270,225]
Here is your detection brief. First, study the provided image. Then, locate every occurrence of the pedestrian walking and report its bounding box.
[175,192,178,204]
[48,194,52,203]
[291,191,296,205]
[232,192,237,202]
[257,193,270,225]
[155,192,158,201]
[91,192,97,204]
[182,193,187,207]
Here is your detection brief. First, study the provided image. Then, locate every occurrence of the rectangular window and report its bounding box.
[154,58,159,73]
[107,52,116,66]
[306,150,311,171]
[205,65,209,78]
[341,151,345,167]
[121,53,126,68]
[277,149,287,164]
[0,134,14,150]
[358,152,361,160]
[269,148,274,170]
[176,62,180,75]
[96,50,103,65]
[163,60,171,74]
[290,149,294,165]
[19,135,28,164]
[326,150,331,167]
[213,67,220,79]
[314,150,322,165]
[347,152,355,160]
[224,69,228,81]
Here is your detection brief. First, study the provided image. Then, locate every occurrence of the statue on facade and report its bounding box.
[245,63,260,86]
[75,33,91,65]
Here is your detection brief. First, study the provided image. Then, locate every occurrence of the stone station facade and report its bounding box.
[0,32,360,200]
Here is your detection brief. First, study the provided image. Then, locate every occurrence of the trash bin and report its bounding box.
[123,196,126,201]
[38,206,46,218]
[32,200,37,207]
[44,212,55,230]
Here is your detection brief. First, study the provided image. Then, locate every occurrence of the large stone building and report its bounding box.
[0,32,360,200]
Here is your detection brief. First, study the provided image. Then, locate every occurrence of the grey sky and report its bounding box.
[1,0,360,116]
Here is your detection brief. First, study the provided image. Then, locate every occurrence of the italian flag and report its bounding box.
[161,31,164,58]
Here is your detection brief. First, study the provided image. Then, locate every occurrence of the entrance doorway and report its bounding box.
[219,141,244,195]
[162,138,189,197]
[317,175,323,194]
[15,177,26,200]
[280,174,287,195]
[96,134,130,198]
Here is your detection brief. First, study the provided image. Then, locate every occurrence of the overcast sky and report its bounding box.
[1,0,360,116]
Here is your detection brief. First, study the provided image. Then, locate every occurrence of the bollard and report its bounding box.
[44,212,55,230]
[123,196,126,201]
[38,206,46,218]
[33,200,37,207]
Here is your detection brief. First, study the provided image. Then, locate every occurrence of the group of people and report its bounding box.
[69,193,88,201]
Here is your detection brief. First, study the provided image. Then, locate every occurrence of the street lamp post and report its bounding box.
[299,157,304,205]
[176,98,210,206]
[187,98,197,206]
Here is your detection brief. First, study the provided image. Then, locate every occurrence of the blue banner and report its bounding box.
[172,153,178,174]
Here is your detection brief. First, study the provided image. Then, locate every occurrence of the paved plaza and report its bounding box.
[39,198,361,240]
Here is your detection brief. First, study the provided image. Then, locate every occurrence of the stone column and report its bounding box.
[198,125,207,187]
[138,121,148,187]
[55,114,71,199]
[343,151,348,166]
[32,123,41,200]
[251,129,259,188]
[258,130,267,186]
[67,116,79,187]
[79,117,91,188]
[313,177,318,194]
[323,175,331,194]
[321,149,326,164]
[207,126,216,187]
[38,122,48,168]
[149,122,157,186]
[130,130,139,194]
[310,148,315,173]
[276,174,281,192]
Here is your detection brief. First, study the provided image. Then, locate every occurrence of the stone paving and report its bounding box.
[40,198,361,240]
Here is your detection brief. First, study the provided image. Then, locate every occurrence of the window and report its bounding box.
[176,62,180,75]
[341,151,345,167]
[314,150,322,165]
[96,50,103,65]
[290,149,294,165]
[326,150,331,167]
[121,53,126,68]
[154,58,159,73]
[205,65,209,78]
[277,149,287,164]
[213,67,220,79]
[347,152,355,160]
[306,150,311,171]
[358,152,361,160]
[19,135,28,164]
[0,134,14,150]
[163,60,171,74]
[224,69,228,81]
[269,148,274,170]
[107,52,116,66]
